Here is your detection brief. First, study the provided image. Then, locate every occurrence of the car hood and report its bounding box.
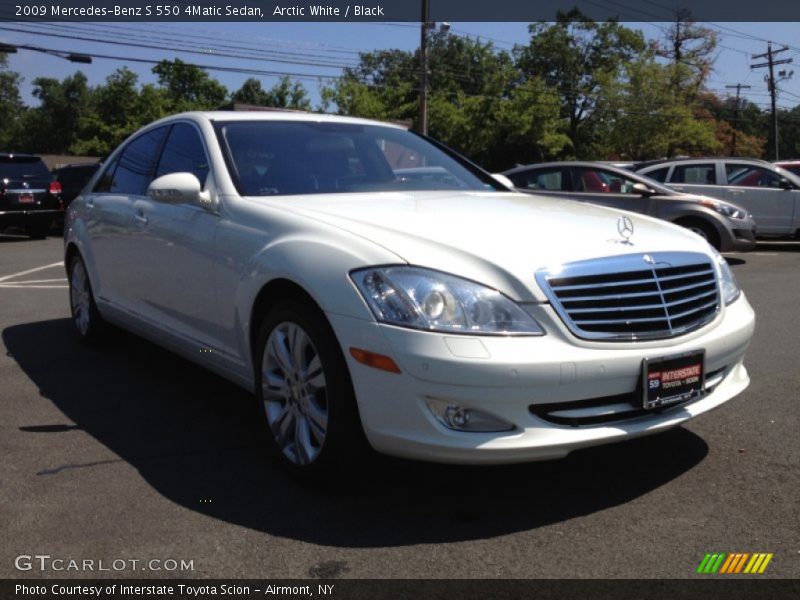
[254,190,713,302]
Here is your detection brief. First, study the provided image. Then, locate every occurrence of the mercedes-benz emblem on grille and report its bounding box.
[617,216,634,242]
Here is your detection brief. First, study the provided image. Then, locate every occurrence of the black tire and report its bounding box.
[68,254,106,342]
[26,220,50,239]
[254,298,367,477]
[677,218,721,250]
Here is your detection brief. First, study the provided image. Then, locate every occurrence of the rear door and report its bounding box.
[129,122,222,353]
[83,127,168,309]
[664,162,722,199]
[567,166,655,214]
[721,162,797,235]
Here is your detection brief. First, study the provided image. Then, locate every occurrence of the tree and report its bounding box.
[0,53,24,150]
[593,60,719,160]
[72,68,170,156]
[654,9,718,96]
[515,10,648,157]
[152,59,228,111]
[19,72,91,153]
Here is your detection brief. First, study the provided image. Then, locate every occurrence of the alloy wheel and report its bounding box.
[261,322,328,465]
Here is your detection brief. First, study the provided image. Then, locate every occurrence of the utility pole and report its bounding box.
[725,83,751,155]
[418,0,429,135]
[751,42,792,160]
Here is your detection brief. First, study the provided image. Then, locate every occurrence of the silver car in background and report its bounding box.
[503,161,756,252]
[635,158,800,238]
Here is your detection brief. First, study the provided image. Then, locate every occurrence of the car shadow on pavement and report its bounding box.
[4,319,709,548]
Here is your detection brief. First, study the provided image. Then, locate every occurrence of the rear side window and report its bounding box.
[156,123,210,186]
[109,127,168,195]
[510,168,567,191]
[644,167,669,182]
[671,164,716,185]
[725,164,783,188]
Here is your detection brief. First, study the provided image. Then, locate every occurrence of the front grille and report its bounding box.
[536,252,720,341]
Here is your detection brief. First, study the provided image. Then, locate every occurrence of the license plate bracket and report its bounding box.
[642,350,705,410]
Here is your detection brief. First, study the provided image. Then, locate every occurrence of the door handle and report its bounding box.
[134,213,148,225]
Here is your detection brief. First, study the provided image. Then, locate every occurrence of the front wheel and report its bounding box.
[677,218,721,250]
[254,299,366,475]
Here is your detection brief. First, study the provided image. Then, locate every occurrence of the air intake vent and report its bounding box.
[537,252,720,341]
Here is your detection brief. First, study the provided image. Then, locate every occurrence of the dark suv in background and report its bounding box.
[52,162,100,210]
[0,153,61,238]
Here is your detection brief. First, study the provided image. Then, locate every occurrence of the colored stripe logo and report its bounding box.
[696,552,773,574]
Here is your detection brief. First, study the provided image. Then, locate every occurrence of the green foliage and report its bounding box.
[515,10,648,156]
[152,59,228,111]
[232,76,312,110]
[19,72,91,154]
[592,60,720,160]
[0,53,24,150]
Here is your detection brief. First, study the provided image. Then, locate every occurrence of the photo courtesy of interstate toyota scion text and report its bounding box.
[64,111,755,475]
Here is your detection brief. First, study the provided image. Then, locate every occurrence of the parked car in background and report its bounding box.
[635,158,800,237]
[503,161,756,252]
[774,160,800,178]
[65,111,754,475]
[0,153,61,238]
[52,162,100,209]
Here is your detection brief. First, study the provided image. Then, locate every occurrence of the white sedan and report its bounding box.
[64,112,755,474]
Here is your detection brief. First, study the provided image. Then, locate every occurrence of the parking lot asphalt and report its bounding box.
[0,232,798,580]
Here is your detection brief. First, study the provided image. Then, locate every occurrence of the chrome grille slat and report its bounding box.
[536,252,720,341]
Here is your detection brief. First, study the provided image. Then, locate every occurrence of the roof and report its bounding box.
[635,156,774,170]
[148,110,407,131]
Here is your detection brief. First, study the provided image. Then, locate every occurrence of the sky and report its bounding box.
[2,21,799,111]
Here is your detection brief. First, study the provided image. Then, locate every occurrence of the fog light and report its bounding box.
[425,398,514,432]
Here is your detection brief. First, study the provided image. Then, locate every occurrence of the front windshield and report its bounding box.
[217,120,502,196]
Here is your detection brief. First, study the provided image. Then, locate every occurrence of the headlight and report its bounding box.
[712,250,741,305]
[699,198,748,220]
[351,266,545,335]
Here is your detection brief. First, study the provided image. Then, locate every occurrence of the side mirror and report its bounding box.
[491,173,515,189]
[778,177,794,190]
[632,182,656,196]
[147,172,212,206]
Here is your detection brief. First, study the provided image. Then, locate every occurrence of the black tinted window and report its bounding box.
[510,168,567,191]
[110,127,168,195]
[93,158,119,193]
[156,123,210,185]
[0,157,51,183]
[645,167,669,182]
[218,121,500,196]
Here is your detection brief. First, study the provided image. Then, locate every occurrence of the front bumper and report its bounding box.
[723,226,757,252]
[0,208,61,226]
[329,295,755,464]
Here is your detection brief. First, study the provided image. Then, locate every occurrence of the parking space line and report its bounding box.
[0,261,64,283]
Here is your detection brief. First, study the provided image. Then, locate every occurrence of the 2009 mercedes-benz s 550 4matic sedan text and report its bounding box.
[64,112,755,474]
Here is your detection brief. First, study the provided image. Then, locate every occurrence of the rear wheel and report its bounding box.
[68,255,105,342]
[254,299,366,476]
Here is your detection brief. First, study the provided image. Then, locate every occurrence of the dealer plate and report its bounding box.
[18,192,34,204]
[642,350,705,410]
